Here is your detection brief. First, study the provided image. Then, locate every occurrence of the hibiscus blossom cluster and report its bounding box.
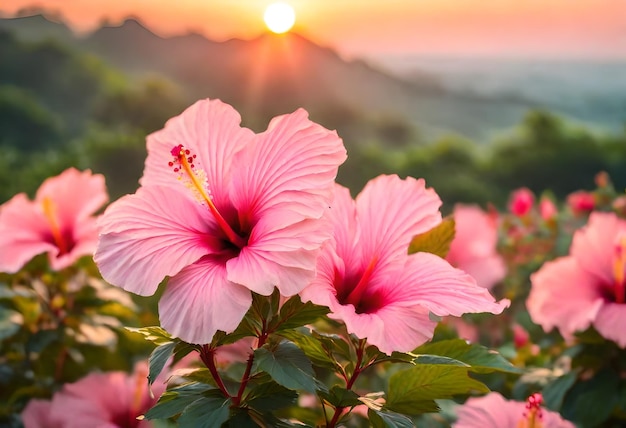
[94,98,507,352]
[15,97,626,427]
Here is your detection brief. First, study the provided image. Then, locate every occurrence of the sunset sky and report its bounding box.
[1,0,624,60]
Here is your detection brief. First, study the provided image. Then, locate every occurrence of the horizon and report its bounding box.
[1,0,625,62]
[3,10,626,68]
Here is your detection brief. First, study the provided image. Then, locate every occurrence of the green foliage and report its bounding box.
[561,369,620,427]
[0,85,63,151]
[176,394,232,428]
[542,370,577,411]
[0,262,151,419]
[408,217,455,258]
[253,341,320,394]
[318,386,362,408]
[368,408,415,428]
[145,382,217,420]
[278,329,340,371]
[386,365,489,415]
[245,381,299,412]
[270,295,330,333]
[412,339,521,374]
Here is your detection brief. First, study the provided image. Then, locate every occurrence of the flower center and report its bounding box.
[517,393,544,428]
[613,237,626,304]
[41,197,68,255]
[169,145,246,248]
[344,256,378,308]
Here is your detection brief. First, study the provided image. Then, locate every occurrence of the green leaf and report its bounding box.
[149,342,177,386]
[386,365,489,415]
[245,380,298,411]
[126,326,175,346]
[412,339,521,374]
[270,295,329,332]
[313,331,353,362]
[543,371,578,411]
[318,385,362,408]
[177,394,231,428]
[369,408,415,428]
[408,217,455,258]
[410,355,469,367]
[0,306,22,340]
[145,383,216,420]
[225,410,260,428]
[232,290,281,339]
[278,329,338,370]
[26,329,63,354]
[561,368,619,427]
[253,341,320,393]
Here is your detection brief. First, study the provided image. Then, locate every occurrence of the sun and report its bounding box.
[263,2,296,34]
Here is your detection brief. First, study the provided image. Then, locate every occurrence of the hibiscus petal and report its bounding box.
[366,305,436,354]
[454,393,576,428]
[49,372,126,428]
[379,253,508,318]
[142,98,254,208]
[454,255,507,290]
[0,193,56,273]
[35,168,108,225]
[227,216,331,296]
[326,184,360,268]
[159,256,252,344]
[95,186,218,296]
[355,174,442,271]
[594,302,626,348]
[455,393,527,427]
[449,205,499,263]
[300,245,344,309]
[571,212,626,285]
[49,217,100,271]
[528,257,604,340]
[21,399,56,428]
[230,108,347,228]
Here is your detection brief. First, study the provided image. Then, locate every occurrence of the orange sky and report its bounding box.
[2,0,625,59]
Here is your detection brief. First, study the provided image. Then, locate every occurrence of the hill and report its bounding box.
[0,14,536,140]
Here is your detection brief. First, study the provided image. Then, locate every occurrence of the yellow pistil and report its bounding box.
[613,237,626,304]
[517,393,544,428]
[171,145,246,248]
[41,197,68,255]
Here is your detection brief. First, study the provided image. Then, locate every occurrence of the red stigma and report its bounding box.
[170,144,184,157]
[526,393,543,410]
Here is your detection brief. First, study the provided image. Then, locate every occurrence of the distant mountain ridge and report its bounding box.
[0,13,539,140]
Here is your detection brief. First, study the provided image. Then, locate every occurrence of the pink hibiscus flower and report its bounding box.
[95,99,346,344]
[566,190,595,215]
[508,187,535,216]
[22,363,163,428]
[446,204,506,289]
[300,176,508,354]
[0,168,108,273]
[528,212,626,347]
[21,399,60,428]
[454,393,575,428]
[539,196,558,221]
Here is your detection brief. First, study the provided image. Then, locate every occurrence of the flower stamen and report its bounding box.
[169,145,246,248]
[41,197,68,255]
[613,237,626,304]
[517,393,544,428]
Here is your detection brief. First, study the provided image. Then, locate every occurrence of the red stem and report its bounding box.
[233,332,268,406]
[200,345,231,398]
[54,347,67,381]
[327,339,366,428]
